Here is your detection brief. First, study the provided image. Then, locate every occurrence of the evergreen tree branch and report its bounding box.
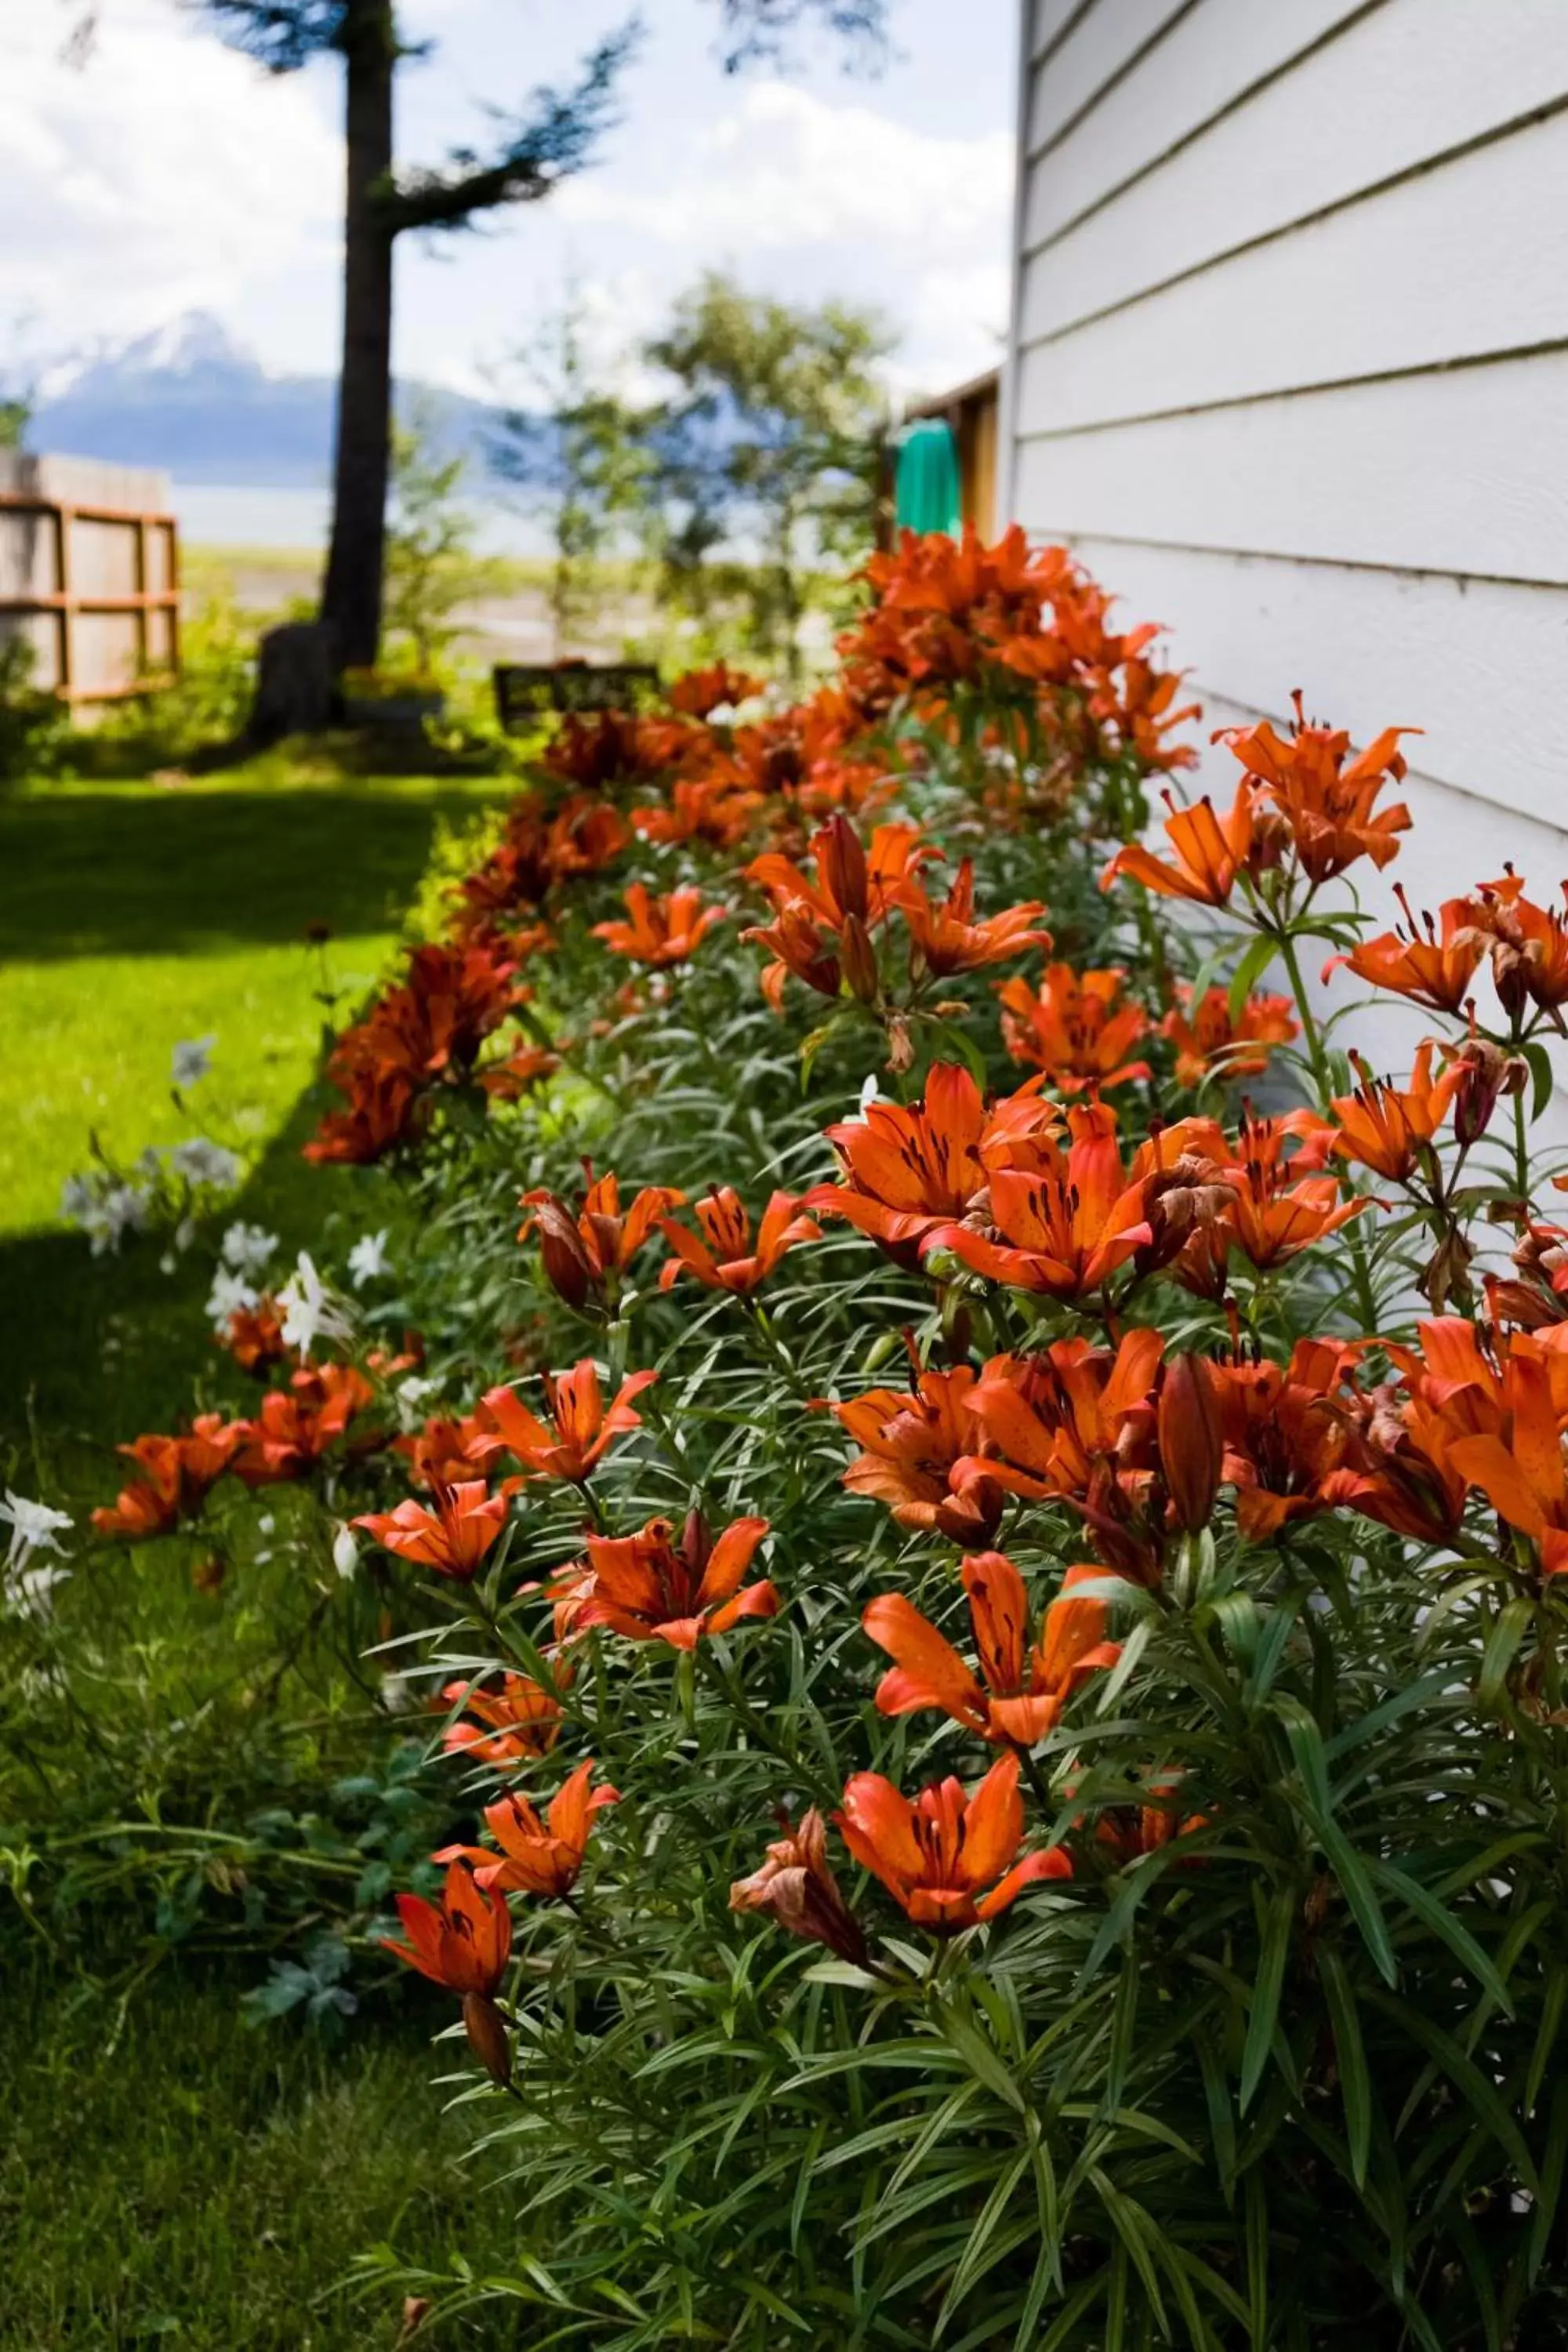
[382,23,640,238]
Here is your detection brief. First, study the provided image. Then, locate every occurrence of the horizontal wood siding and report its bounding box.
[1018,113,1568,430]
[1006,0,1568,832]
[1020,1,1568,329]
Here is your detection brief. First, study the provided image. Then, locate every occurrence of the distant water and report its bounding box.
[173,481,554,559]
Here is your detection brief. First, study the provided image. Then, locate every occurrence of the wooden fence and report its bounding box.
[0,453,180,703]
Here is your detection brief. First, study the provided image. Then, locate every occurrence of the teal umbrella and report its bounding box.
[895,419,961,537]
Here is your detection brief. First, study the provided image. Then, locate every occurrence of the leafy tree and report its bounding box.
[488,292,652,659]
[712,0,889,69]
[62,0,891,706]
[0,325,33,451]
[380,402,490,683]
[644,271,892,679]
[190,1,638,677]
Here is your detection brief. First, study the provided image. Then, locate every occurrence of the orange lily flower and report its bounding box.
[562,1510,776,1649]
[92,1414,245,1541]
[960,1332,1164,1505]
[386,1858,512,1997]
[1160,985,1297,1089]
[657,1188,821,1295]
[631,774,764,851]
[1328,1044,1458,1181]
[1095,1778,1209,1864]
[1101,781,1257,906]
[441,1661,572,1765]
[396,1410,505,1491]
[481,1362,656,1484]
[542,711,671,794]
[743,815,933,1006]
[997,965,1152,1094]
[961,1334,1168,1582]
[591,881,728,967]
[863,1554,1121,1744]
[439,1759,619,1900]
[305,936,527,1163]
[478,1044,561,1101]
[1449,1338,1568,1573]
[216,1298,289,1377]
[1223,1110,1371,1269]
[303,1066,425,1165]
[822,1358,1004,1546]
[230,1364,380,1486]
[1091,647,1201,773]
[1215,694,1414,883]
[730,1808,870,1965]
[897,858,1051,978]
[925,1102,1154,1301]
[354,1479,509,1580]
[666,659,764,717]
[837,1751,1072,1931]
[1471,869,1568,1017]
[519,1170,686,1310]
[1214,1340,1359,1541]
[386,1858,515,2082]
[1326,884,1489,1014]
[804,1063,1055,1265]
[1322,1371,1470,1547]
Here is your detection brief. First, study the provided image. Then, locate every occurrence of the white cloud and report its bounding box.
[559,82,1012,255]
[538,82,1014,399]
[0,0,339,362]
[0,1,1014,412]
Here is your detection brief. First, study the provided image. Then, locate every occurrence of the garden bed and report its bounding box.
[9,545,1568,2347]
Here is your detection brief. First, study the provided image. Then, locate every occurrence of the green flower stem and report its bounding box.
[694,1641,838,1810]
[1272,922,1381,1334]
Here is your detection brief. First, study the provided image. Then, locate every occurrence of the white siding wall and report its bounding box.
[1005,0,1568,967]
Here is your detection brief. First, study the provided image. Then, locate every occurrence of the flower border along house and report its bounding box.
[1000,0,1568,1073]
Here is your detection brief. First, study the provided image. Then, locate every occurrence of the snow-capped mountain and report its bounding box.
[31,311,503,487]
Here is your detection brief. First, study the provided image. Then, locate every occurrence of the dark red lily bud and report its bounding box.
[840,913,880,1005]
[1157,1353,1224,1534]
[940,1465,1003,1548]
[528,1198,597,1311]
[680,1506,712,1580]
[731,1809,869,1966]
[1448,1036,1526,1149]
[819,815,868,924]
[462,1990,514,2086]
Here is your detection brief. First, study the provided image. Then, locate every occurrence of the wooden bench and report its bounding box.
[493,660,662,732]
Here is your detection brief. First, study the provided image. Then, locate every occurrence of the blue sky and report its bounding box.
[5,0,1018,402]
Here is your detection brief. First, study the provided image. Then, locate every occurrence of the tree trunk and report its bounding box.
[319,2,396,674]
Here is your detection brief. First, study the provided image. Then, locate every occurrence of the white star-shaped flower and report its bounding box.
[206,1266,260,1332]
[0,1490,73,1570]
[171,1034,217,1089]
[277,1250,354,1358]
[221,1221,278,1276]
[170,1138,242,1191]
[347,1229,392,1288]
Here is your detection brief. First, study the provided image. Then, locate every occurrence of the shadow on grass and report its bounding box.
[0,778,500,961]
[0,1942,523,2352]
[0,1075,396,1465]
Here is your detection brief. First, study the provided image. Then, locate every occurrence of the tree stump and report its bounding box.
[247,621,339,745]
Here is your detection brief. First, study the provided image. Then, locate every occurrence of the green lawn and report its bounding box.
[0,760,503,1446]
[1,756,517,2346]
[0,763,501,1234]
[1,1960,521,2350]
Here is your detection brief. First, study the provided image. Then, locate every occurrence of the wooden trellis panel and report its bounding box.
[0,454,180,702]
